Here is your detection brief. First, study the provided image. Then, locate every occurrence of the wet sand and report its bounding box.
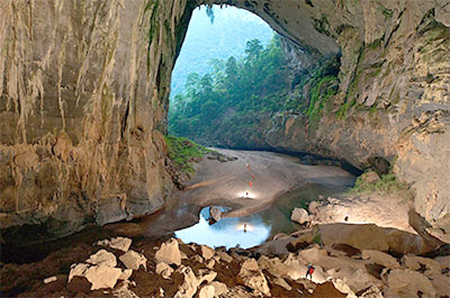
[109,149,355,237]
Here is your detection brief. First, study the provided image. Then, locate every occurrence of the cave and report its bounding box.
[1,1,450,296]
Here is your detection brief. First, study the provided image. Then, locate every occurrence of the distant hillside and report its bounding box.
[171,5,274,98]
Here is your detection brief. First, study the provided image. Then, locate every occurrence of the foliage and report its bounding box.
[346,171,414,200]
[171,6,273,96]
[169,35,290,146]
[164,135,211,174]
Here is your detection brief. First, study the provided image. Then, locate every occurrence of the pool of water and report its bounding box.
[175,183,349,249]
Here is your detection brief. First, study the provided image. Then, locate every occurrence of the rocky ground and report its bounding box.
[2,228,449,298]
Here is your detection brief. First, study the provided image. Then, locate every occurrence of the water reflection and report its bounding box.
[175,183,349,249]
[175,207,271,249]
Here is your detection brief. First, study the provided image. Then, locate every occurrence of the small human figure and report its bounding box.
[305,263,315,280]
[244,223,247,233]
[249,181,252,187]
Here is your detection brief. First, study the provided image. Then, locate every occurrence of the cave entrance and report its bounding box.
[168,4,287,150]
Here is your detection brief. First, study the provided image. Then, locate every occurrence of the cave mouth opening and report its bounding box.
[168,4,290,150]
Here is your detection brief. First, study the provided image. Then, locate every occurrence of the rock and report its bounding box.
[240,258,260,272]
[155,238,181,266]
[200,245,215,260]
[198,285,215,298]
[317,223,431,255]
[96,237,132,252]
[402,254,441,273]
[387,269,436,298]
[291,208,310,224]
[86,250,117,267]
[43,276,57,284]
[156,262,174,279]
[119,250,147,270]
[112,281,139,298]
[119,269,133,281]
[272,277,292,291]
[208,281,228,296]
[330,278,355,297]
[197,269,217,285]
[68,263,123,291]
[206,259,215,269]
[174,266,199,298]
[435,255,450,271]
[216,251,232,263]
[357,285,383,298]
[193,255,204,263]
[308,201,322,214]
[426,270,450,297]
[362,250,400,269]
[209,207,222,222]
[238,259,271,297]
[360,171,380,183]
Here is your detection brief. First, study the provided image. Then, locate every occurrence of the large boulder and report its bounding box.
[386,269,436,298]
[199,245,215,261]
[174,266,199,298]
[238,259,271,297]
[96,237,132,252]
[155,238,182,266]
[119,250,148,270]
[85,250,117,267]
[209,207,222,222]
[362,250,400,269]
[68,263,123,291]
[156,262,174,279]
[291,208,310,224]
[401,254,441,273]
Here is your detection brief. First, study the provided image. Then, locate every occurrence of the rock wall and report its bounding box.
[200,0,450,243]
[0,0,195,243]
[1,0,449,244]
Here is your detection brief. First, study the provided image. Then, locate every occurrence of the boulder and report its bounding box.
[96,237,132,252]
[155,238,181,266]
[119,250,147,270]
[208,281,228,296]
[362,250,400,269]
[272,277,291,291]
[206,259,215,269]
[291,208,310,224]
[86,249,117,267]
[238,259,271,297]
[155,262,174,279]
[387,269,436,298]
[193,255,204,263]
[216,251,232,263]
[198,285,215,298]
[357,285,383,298]
[119,269,133,281]
[402,254,441,273]
[197,269,217,285]
[68,263,122,291]
[308,201,322,214]
[200,245,215,260]
[435,255,450,271]
[174,266,199,298]
[209,207,222,222]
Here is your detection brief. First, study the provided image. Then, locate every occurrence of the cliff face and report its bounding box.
[1,0,449,243]
[201,0,450,243]
[0,0,194,243]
